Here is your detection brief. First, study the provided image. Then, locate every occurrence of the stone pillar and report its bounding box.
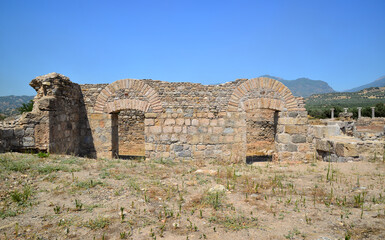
[330,108,335,119]
[343,108,348,113]
[371,107,375,119]
[357,107,362,118]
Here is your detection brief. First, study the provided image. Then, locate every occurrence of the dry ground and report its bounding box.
[0,153,385,240]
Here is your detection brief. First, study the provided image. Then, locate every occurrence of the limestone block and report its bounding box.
[284,125,307,134]
[192,119,199,126]
[149,126,162,134]
[276,133,291,144]
[298,143,311,152]
[213,127,223,134]
[145,113,157,118]
[185,119,191,126]
[291,134,307,143]
[176,118,184,125]
[200,119,210,126]
[325,125,341,138]
[335,142,358,157]
[163,126,173,133]
[188,126,198,134]
[174,126,182,133]
[177,150,191,157]
[278,117,308,125]
[23,137,35,147]
[315,139,334,153]
[164,119,175,125]
[223,127,234,134]
[144,119,154,126]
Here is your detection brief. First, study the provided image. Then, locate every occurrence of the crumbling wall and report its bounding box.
[0,73,94,155]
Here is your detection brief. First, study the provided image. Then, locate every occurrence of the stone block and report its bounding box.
[291,134,307,143]
[23,137,35,147]
[284,125,307,134]
[278,117,308,125]
[315,139,334,153]
[174,126,182,133]
[223,127,234,134]
[177,150,191,157]
[14,128,24,137]
[164,119,175,125]
[144,119,154,126]
[176,118,184,125]
[163,126,173,133]
[325,125,341,138]
[160,134,169,141]
[2,129,13,138]
[276,133,291,144]
[149,126,162,134]
[198,126,207,133]
[188,126,197,134]
[335,142,358,157]
[200,119,210,126]
[192,119,199,126]
[145,113,157,118]
[174,145,183,152]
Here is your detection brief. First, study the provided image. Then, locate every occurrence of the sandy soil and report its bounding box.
[0,153,384,240]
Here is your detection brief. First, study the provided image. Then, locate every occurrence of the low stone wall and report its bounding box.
[310,121,384,162]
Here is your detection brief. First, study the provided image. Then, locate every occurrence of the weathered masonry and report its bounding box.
[0,73,314,163]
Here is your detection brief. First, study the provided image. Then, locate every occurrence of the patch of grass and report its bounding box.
[10,186,33,206]
[0,156,32,172]
[202,191,226,210]
[209,214,258,231]
[83,216,110,229]
[36,164,76,174]
[37,152,49,158]
[0,209,18,219]
[75,179,104,189]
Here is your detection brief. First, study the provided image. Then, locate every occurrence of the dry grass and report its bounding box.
[0,153,385,239]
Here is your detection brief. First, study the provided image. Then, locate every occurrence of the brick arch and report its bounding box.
[227,77,299,112]
[94,79,162,113]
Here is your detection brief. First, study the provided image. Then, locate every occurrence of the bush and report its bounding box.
[17,100,34,114]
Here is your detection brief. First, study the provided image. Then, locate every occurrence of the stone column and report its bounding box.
[357,107,362,118]
[371,107,375,119]
[343,108,348,113]
[330,108,335,119]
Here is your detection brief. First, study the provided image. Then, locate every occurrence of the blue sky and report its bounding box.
[0,0,384,96]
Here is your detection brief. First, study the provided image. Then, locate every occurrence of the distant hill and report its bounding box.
[346,76,385,92]
[306,86,385,108]
[261,75,335,97]
[0,95,34,116]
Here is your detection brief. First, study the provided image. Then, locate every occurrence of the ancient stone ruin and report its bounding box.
[0,73,383,163]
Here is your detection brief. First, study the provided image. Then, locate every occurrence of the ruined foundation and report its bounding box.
[0,72,319,163]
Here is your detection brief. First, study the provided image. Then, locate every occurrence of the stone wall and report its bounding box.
[0,73,95,156]
[1,73,313,163]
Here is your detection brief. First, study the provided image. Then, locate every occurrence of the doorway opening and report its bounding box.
[114,109,145,160]
[246,109,278,164]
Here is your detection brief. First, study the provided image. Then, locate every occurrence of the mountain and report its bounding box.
[306,86,385,108]
[260,75,335,97]
[346,76,385,92]
[0,95,34,116]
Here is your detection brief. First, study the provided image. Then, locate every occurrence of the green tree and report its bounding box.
[17,100,34,114]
